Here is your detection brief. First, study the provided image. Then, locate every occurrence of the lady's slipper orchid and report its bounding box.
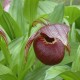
[25,24,70,65]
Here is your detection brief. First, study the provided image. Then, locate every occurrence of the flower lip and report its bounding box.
[40,33,55,44]
[33,36,65,65]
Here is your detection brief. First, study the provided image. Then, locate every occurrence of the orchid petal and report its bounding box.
[39,24,70,46]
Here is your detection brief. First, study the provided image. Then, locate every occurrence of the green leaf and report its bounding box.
[0,3,3,17]
[24,0,39,24]
[45,65,70,80]
[48,3,64,23]
[9,0,28,34]
[0,50,4,63]
[20,46,36,80]
[25,46,36,69]
[8,37,23,74]
[60,71,80,80]
[70,23,76,42]
[0,26,11,43]
[75,17,80,29]
[76,29,80,42]
[8,35,28,80]
[37,1,57,18]
[24,66,49,80]
[72,45,80,72]
[0,11,22,39]
[17,35,28,80]
[0,37,11,65]
[0,74,17,80]
[0,64,17,80]
[0,64,12,75]
[64,6,80,24]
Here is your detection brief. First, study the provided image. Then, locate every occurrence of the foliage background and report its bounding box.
[0,0,80,80]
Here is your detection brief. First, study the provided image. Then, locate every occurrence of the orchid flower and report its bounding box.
[25,23,70,65]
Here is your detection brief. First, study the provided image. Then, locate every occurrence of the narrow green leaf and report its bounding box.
[64,6,80,24]
[9,0,28,34]
[9,37,23,74]
[18,35,28,80]
[75,17,80,29]
[0,3,3,17]
[25,46,36,69]
[0,11,22,39]
[70,23,76,42]
[24,0,39,24]
[0,63,12,75]
[0,37,11,65]
[72,45,80,72]
[48,3,64,23]
[24,66,49,80]
[60,71,80,80]
[8,37,37,80]
[45,65,70,80]
[21,46,36,80]
[37,1,57,18]
[7,36,27,80]
[0,26,11,43]
[76,29,80,42]
[0,64,17,80]
[0,50,4,64]
[0,74,17,80]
